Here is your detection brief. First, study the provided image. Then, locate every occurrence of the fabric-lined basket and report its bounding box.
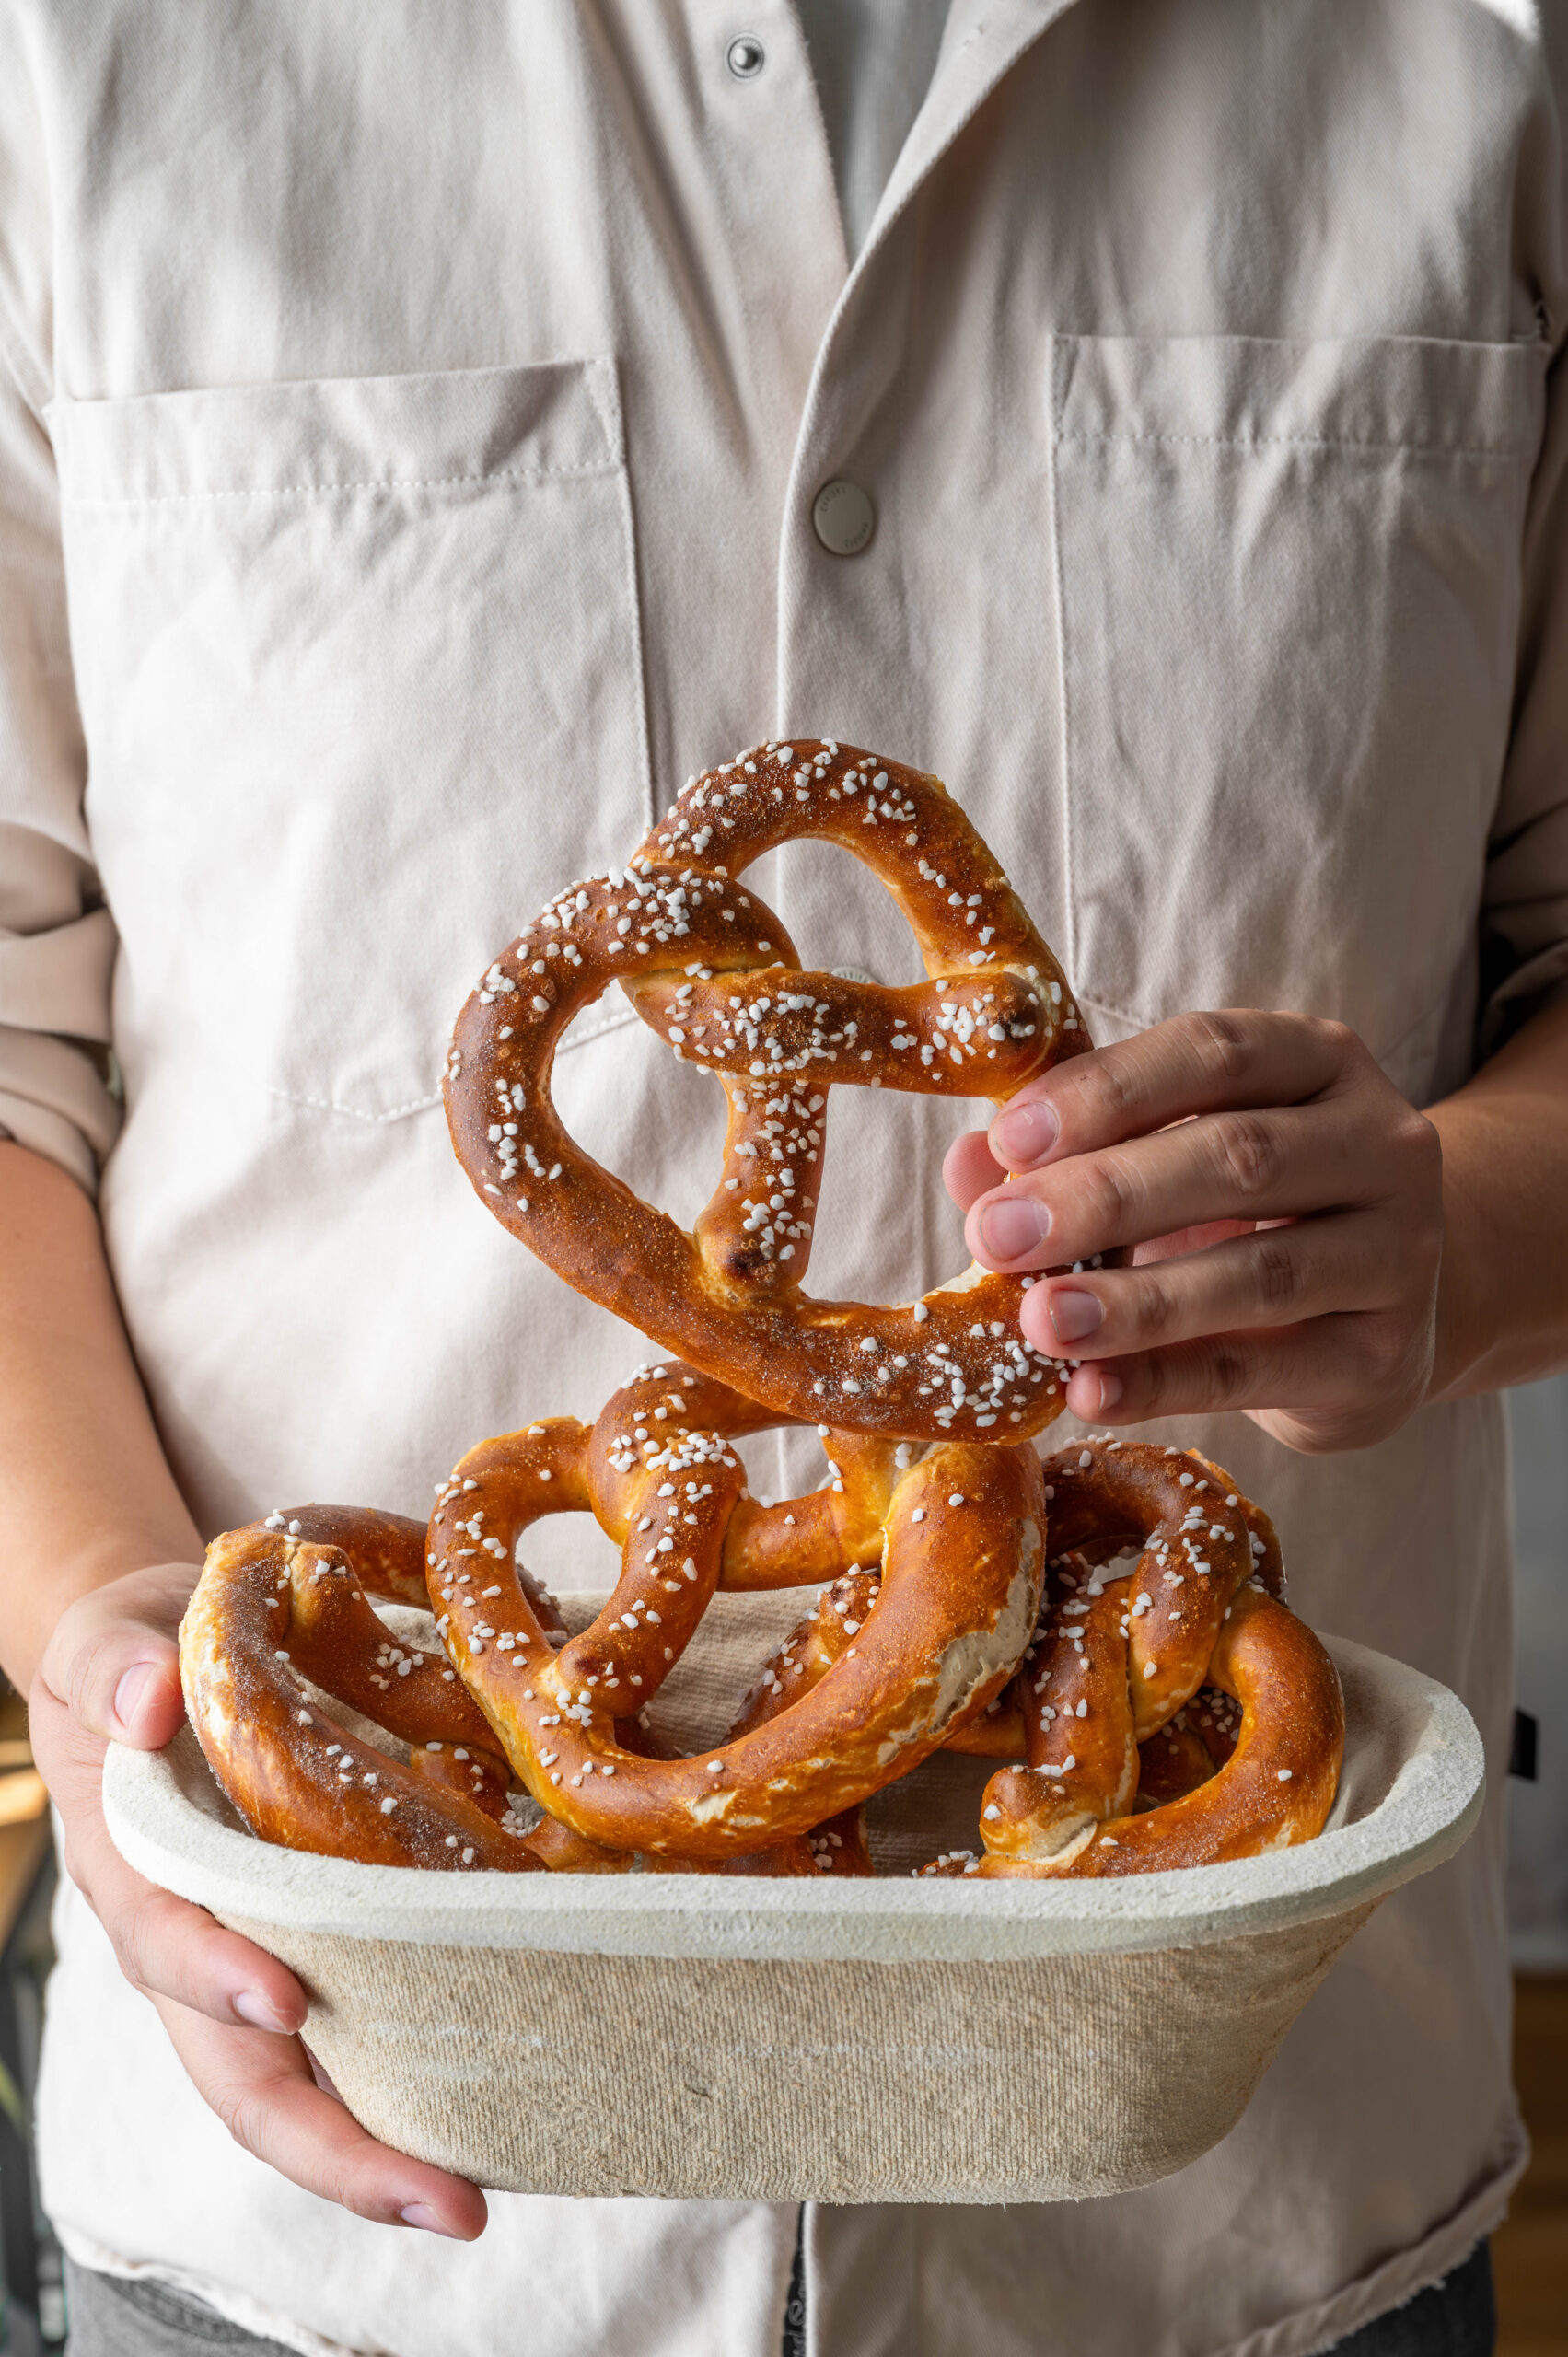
[105,1590,1482,2205]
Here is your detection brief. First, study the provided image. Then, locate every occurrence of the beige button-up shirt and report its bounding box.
[6,5,1568,2352]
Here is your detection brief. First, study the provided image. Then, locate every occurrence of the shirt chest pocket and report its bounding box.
[1046,331,1543,1090]
[51,360,650,1119]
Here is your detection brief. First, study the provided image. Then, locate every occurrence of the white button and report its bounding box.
[812,479,877,557]
[726,36,765,78]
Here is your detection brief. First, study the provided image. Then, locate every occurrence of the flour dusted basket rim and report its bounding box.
[99,1631,1483,2209]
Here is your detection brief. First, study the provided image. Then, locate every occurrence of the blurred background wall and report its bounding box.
[1508,1371,1568,1971]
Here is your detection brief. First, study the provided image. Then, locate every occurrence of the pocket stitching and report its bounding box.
[1055,428,1529,464]
[257,1003,643,1122]
[60,459,621,512]
[1046,399,1078,988]
[261,1081,445,1123]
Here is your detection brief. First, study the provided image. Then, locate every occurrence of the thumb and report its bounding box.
[103,1648,185,1747]
[40,1563,200,1749]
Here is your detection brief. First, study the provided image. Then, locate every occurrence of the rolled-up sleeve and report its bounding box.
[1481,336,1568,1047]
[0,52,120,1194]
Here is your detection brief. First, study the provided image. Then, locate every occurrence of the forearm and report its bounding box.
[0,1140,202,1691]
[1427,993,1568,1402]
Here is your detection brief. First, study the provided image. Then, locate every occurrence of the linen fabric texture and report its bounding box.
[3,2,1566,2353]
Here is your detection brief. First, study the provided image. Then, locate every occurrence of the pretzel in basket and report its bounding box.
[180,1506,543,1871]
[429,1362,1044,1862]
[180,1363,1046,1873]
[180,1424,1341,1879]
[921,1441,1344,1876]
[444,742,1094,1443]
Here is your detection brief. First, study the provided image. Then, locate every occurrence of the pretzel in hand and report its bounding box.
[922,1440,1344,1877]
[445,742,1093,1443]
[181,1506,542,1872]
[431,1363,1044,1862]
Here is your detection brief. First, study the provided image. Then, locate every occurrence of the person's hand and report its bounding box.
[945,1010,1445,1454]
[30,1562,487,2239]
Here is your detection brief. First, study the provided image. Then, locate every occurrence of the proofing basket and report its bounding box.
[105,1599,1482,2207]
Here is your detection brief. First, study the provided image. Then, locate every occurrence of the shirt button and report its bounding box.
[812,479,877,557]
[726,36,766,78]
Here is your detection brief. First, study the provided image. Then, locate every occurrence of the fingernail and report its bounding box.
[307,2049,345,2102]
[992,1098,1060,1168]
[401,2203,460,2237]
[112,1662,154,1730]
[233,1989,291,2033]
[978,1197,1051,1264]
[1050,1289,1104,1344]
[1096,1371,1123,1410]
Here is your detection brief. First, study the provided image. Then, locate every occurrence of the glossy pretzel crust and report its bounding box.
[180,1365,1049,1872]
[180,1506,541,1872]
[923,1441,1344,1878]
[429,1364,1045,1859]
[182,1429,1340,1882]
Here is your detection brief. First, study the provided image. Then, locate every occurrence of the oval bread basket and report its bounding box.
[105,1620,1481,2205]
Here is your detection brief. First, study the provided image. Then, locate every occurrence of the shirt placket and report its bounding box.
[777,8,1091,2349]
[631,5,845,800]
[775,0,1088,739]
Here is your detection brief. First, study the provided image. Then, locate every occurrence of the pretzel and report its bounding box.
[620,1604,878,1881]
[180,1506,543,1871]
[184,1425,1340,1881]
[444,742,1095,1442]
[712,1570,888,1876]
[426,1361,1045,1860]
[920,1442,1343,1877]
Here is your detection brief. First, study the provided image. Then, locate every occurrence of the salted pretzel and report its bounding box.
[445,742,1095,1443]
[181,1364,1045,1871]
[180,1506,543,1871]
[724,1570,887,1875]
[184,1422,1342,1879]
[920,1441,1344,1877]
[426,1362,1044,1861]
